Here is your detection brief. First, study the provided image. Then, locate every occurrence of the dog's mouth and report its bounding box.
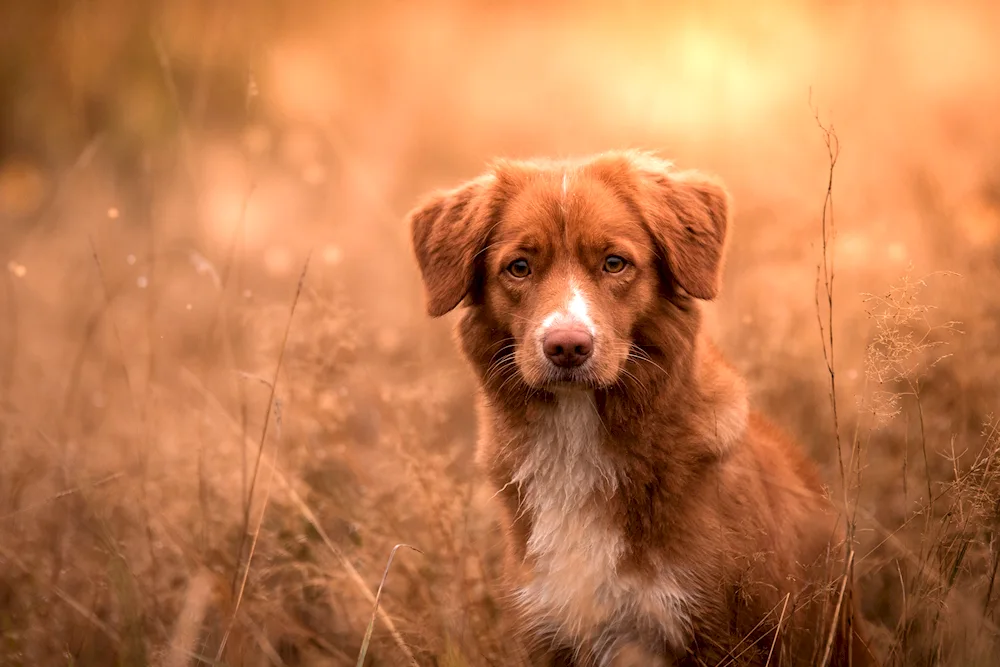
[509,353,600,390]
[539,365,599,388]
[508,338,626,390]
[529,354,626,391]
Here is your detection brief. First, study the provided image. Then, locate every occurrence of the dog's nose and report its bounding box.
[543,329,594,368]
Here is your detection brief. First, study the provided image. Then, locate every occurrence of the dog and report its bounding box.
[407,151,876,666]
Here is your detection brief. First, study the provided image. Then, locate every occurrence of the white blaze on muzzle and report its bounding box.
[537,279,596,341]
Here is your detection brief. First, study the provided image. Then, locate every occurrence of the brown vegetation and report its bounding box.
[1,1,999,665]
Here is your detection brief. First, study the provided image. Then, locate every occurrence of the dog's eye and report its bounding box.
[603,255,627,273]
[507,259,531,278]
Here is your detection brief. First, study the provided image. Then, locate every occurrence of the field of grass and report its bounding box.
[2,1,1000,665]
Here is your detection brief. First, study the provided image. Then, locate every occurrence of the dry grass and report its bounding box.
[2,1,1000,665]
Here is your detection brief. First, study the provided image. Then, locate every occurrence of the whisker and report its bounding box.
[628,345,670,378]
[482,341,518,385]
[484,358,519,387]
[488,341,517,357]
[495,365,528,398]
[486,346,514,373]
[484,336,517,356]
[617,368,648,396]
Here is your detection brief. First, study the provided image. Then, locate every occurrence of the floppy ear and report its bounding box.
[407,174,498,317]
[634,166,731,300]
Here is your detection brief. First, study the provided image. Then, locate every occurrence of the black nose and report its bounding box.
[543,329,594,368]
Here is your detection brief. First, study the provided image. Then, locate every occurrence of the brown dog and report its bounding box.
[407,151,875,666]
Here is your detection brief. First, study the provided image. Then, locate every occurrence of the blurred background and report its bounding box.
[2,1,1000,665]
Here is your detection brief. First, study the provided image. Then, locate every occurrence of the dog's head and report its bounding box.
[407,151,730,391]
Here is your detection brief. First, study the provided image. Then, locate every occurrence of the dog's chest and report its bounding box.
[509,393,691,652]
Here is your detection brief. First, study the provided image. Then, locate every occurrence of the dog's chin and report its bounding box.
[525,364,615,392]
[545,376,595,392]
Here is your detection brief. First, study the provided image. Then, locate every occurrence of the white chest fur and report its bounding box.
[510,391,692,659]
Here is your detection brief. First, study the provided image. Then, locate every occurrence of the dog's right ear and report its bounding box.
[407,174,498,318]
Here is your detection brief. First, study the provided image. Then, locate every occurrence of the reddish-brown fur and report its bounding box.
[408,151,877,666]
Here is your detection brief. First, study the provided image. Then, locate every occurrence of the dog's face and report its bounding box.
[408,152,730,391]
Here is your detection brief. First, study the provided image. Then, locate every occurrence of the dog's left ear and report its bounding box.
[407,174,497,317]
[635,167,731,301]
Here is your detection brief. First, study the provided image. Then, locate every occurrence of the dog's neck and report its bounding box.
[472,326,751,576]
